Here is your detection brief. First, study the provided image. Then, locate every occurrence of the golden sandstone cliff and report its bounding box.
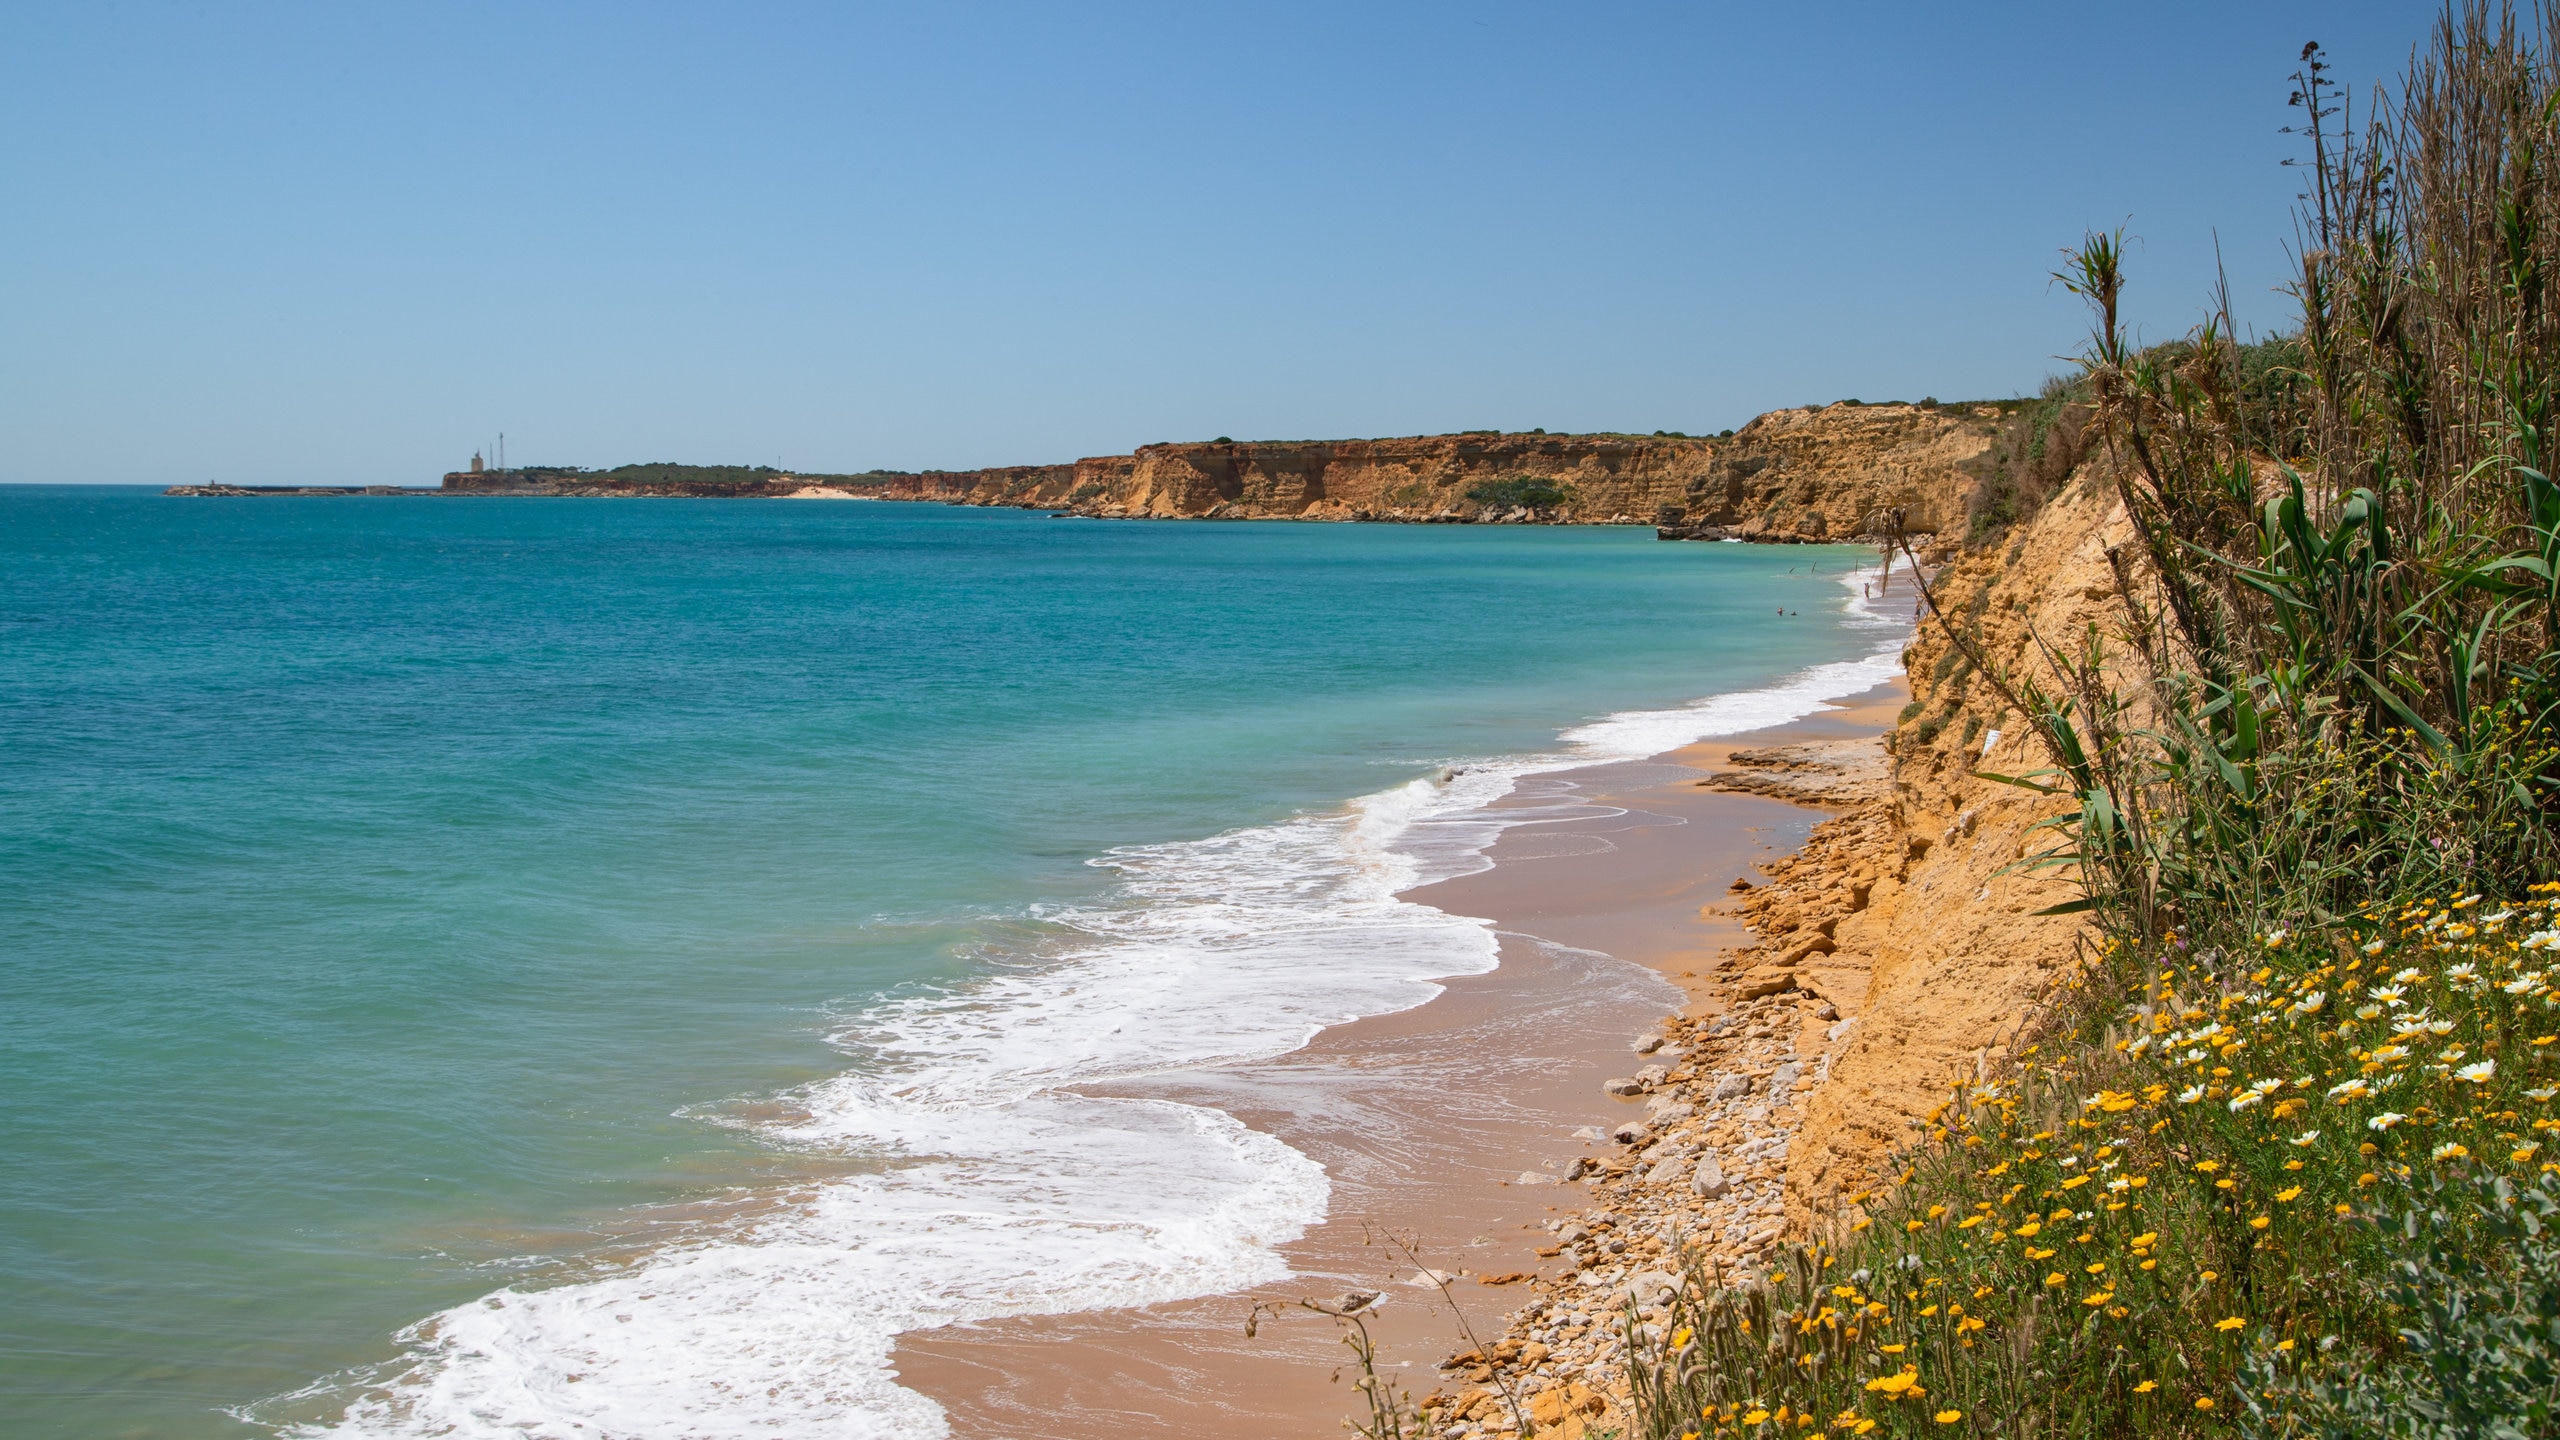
[1767,468,2133,1226]
[1424,436,2128,1439]
[944,401,2032,539]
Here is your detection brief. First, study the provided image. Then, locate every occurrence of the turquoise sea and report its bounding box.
[0,488,1899,1439]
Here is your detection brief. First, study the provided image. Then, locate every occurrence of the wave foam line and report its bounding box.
[268,559,1909,1440]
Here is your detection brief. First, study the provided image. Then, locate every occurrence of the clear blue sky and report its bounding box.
[1,2,2436,485]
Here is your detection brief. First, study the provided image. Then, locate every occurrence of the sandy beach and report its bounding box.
[894,677,1909,1437]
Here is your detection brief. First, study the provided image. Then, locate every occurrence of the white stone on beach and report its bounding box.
[1692,1151,1730,1198]
[1616,1271,1680,1307]
[1517,1171,1560,1186]
[1712,1072,1751,1099]
[1602,1076,1644,1096]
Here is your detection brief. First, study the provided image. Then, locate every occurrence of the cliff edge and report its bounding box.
[958,400,2044,541]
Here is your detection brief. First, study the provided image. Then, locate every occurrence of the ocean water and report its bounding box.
[0,488,1903,1439]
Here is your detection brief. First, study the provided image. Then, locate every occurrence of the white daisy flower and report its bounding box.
[2290,1129,2322,1147]
[2177,1085,2206,1105]
[2369,1112,2408,1130]
[2455,1060,2497,1084]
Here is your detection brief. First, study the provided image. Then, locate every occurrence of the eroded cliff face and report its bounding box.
[942,402,2033,538]
[1735,466,2142,1229]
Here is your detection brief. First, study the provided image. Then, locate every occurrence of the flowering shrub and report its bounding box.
[1627,893,2560,1437]
[2236,1170,2560,1438]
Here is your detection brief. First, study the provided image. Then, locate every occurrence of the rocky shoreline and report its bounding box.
[1417,742,1890,1440]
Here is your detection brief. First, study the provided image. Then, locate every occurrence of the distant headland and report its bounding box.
[164,396,2085,547]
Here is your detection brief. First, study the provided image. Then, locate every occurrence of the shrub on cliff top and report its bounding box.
[1464,474,1578,512]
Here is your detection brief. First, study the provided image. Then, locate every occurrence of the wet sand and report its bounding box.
[893,680,1907,1437]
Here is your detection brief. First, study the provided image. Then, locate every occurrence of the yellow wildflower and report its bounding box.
[1864,1369,1919,1396]
[2215,1316,2246,1332]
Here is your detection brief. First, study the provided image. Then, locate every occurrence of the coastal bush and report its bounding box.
[1963,384,2093,546]
[1465,474,1579,512]
[2237,1167,2560,1437]
[1627,10,2560,1437]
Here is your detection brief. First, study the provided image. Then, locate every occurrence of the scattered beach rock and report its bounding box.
[1616,1271,1680,1308]
[1601,1076,1644,1097]
[1700,737,1890,807]
[1692,1151,1730,1198]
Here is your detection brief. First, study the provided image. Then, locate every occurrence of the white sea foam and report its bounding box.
[276,562,1909,1440]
